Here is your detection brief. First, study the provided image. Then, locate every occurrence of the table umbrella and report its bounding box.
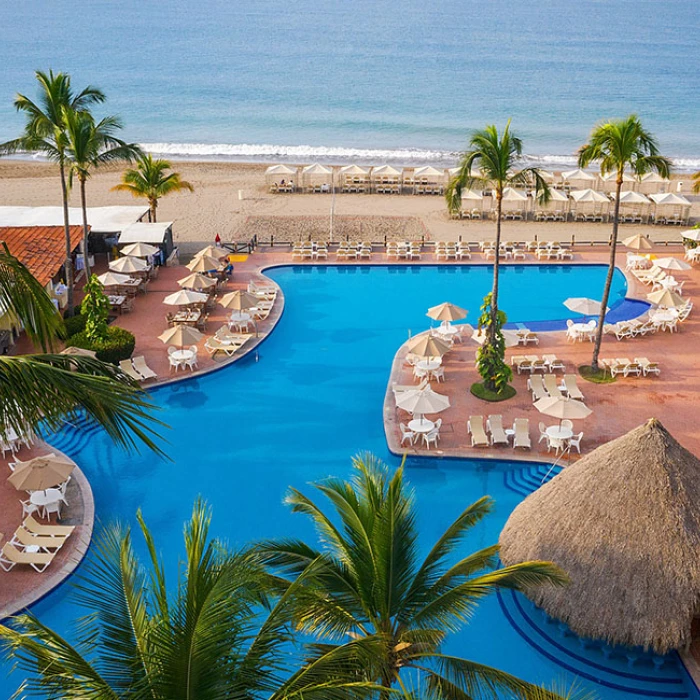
[97,271,131,286]
[187,255,222,273]
[646,288,686,309]
[158,324,204,348]
[533,396,592,422]
[471,328,520,348]
[621,234,653,251]
[163,290,209,307]
[195,245,229,260]
[120,242,159,258]
[564,297,609,315]
[680,229,700,242]
[220,290,260,311]
[427,302,468,323]
[109,256,147,273]
[177,272,217,292]
[406,334,451,359]
[8,453,75,491]
[395,387,450,425]
[652,257,692,272]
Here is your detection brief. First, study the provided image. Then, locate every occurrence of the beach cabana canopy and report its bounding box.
[499,419,700,654]
[638,172,670,194]
[460,189,484,203]
[339,165,370,176]
[561,169,596,186]
[615,190,650,205]
[649,192,691,206]
[413,166,445,181]
[301,163,332,190]
[537,188,569,211]
[600,171,638,192]
[265,164,296,178]
[372,165,402,177]
[501,188,527,202]
[570,189,609,204]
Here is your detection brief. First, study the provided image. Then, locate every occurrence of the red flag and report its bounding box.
[215,233,221,244]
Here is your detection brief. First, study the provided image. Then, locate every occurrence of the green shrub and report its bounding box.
[64,313,87,338]
[470,382,517,402]
[69,326,136,364]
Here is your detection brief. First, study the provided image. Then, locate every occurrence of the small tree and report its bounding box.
[475,292,512,393]
[81,274,110,341]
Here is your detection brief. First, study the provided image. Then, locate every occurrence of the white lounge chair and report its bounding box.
[513,418,531,450]
[486,415,509,446]
[563,375,584,400]
[119,359,144,382]
[468,416,489,448]
[132,356,158,380]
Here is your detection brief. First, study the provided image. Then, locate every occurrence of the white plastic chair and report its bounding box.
[538,422,548,444]
[399,423,415,446]
[186,346,199,370]
[423,429,439,449]
[561,420,574,431]
[44,500,62,520]
[21,499,41,518]
[569,432,583,454]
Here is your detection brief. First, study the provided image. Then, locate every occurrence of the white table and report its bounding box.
[649,310,677,324]
[172,349,195,364]
[230,311,251,323]
[408,418,435,434]
[416,359,441,372]
[546,426,573,441]
[658,279,679,291]
[30,488,62,519]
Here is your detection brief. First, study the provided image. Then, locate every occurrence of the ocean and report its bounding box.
[0,0,699,170]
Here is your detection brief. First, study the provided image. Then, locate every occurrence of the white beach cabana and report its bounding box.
[301,163,333,193]
[560,169,597,191]
[459,189,485,219]
[534,188,569,221]
[569,189,610,222]
[599,172,638,193]
[339,165,370,193]
[649,192,691,226]
[371,165,403,194]
[412,166,446,195]
[613,190,652,223]
[265,164,298,192]
[638,172,671,195]
[500,188,529,220]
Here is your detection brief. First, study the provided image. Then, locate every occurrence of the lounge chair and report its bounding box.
[132,356,158,380]
[486,415,509,446]
[563,375,584,400]
[543,374,563,397]
[119,359,145,382]
[513,418,531,449]
[527,375,547,401]
[542,354,565,372]
[22,515,74,538]
[205,336,238,358]
[610,358,632,377]
[467,416,489,448]
[10,527,68,552]
[635,357,660,376]
[0,542,55,572]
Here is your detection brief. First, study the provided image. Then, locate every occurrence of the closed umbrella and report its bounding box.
[158,324,203,348]
[652,257,692,272]
[177,272,217,291]
[187,255,222,273]
[109,256,147,273]
[622,234,653,251]
[220,290,260,311]
[395,387,450,425]
[406,334,451,359]
[163,290,209,307]
[120,242,159,258]
[534,396,592,422]
[646,289,686,309]
[8,453,75,491]
[97,271,131,286]
[564,298,609,316]
[427,302,468,323]
[471,328,520,348]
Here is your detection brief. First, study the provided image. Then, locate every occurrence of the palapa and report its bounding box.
[499,419,700,654]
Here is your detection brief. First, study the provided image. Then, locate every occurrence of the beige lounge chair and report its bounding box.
[118,359,144,382]
[634,357,661,376]
[205,336,237,358]
[22,515,74,538]
[487,415,509,446]
[563,375,584,399]
[132,356,158,380]
[0,542,55,572]
[527,375,547,401]
[468,416,489,447]
[543,374,563,397]
[10,527,68,552]
[513,418,531,450]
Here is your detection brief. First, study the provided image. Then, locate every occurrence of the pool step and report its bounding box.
[39,414,101,459]
[504,463,561,496]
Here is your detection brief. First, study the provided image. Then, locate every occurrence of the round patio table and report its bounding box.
[230,311,251,323]
[546,426,573,441]
[408,419,435,434]
[416,359,441,372]
[172,349,195,365]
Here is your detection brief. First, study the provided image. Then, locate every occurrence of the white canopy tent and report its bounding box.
[613,191,652,223]
[339,164,370,191]
[265,164,298,190]
[600,171,638,193]
[459,189,485,216]
[570,189,610,221]
[301,163,333,193]
[371,165,402,193]
[649,192,691,225]
[500,187,529,216]
[638,172,671,195]
[535,187,570,218]
[412,166,446,194]
[560,169,597,190]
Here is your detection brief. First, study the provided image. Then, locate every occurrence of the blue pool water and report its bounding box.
[1,265,697,698]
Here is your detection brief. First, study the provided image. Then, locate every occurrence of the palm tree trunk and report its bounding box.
[490,190,503,344]
[149,198,157,223]
[591,176,622,370]
[59,160,75,317]
[79,175,91,278]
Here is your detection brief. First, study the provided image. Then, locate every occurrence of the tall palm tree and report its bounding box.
[259,454,568,700]
[113,154,194,222]
[692,171,699,194]
[0,499,381,700]
[0,244,163,454]
[578,115,671,371]
[64,109,141,277]
[0,70,106,315]
[446,121,551,345]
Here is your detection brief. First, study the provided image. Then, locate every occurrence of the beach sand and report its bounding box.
[0,160,696,253]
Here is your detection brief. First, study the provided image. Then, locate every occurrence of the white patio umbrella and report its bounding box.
[194,245,228,260]
[471,328,520,348]
[97,271,131,286]
[564,298,609,316]
[534,396,592,422]
[187,255,222,273]
[406,334,451,359]
[220,290,260,311]
[680,229,700,242]
[652,257,692,272]
[395,387,450,425]
[109,256,147,273]
[177,272,217,291]
[158,324,203,348]
[120,242,159,258]
[163,290,209,307]
[621,234,653,251]
[427,302,467,323]
[646,288,686,309]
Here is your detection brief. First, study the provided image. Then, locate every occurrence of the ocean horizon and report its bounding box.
[1,0,699,171]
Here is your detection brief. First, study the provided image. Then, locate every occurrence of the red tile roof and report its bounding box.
[0,226,84,287]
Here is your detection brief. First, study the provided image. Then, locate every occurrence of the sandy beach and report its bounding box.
[0,160,697,254]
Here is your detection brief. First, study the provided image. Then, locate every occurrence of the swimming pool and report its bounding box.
[2,264,696,698]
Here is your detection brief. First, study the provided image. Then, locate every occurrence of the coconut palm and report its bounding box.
[692,171,699,194]
[578,115,671,371]
[64,109,141,277]
[0,70,106,315]
[0,499,381,700]
[259,454,568,700]
[446,121,551,347]
[0,244,162,454]
[113,154,194,222]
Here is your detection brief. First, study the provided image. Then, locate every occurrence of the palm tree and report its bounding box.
[578,115,671,371]
[64,109,141,277]
[692,171,699,194]
[259,454,568,700]
[0,499,381,700]
[0,244,163,454]
[113,154,194,222]
[446,121,551,345]
[0,70,106,315]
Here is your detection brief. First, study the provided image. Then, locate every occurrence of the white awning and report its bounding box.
[0,206,149,234]
[118,222,173,244]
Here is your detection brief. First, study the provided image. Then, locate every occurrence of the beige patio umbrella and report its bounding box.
[158,324,204,348]
[8,453,75,491]
[97,271,131,286]
[187,255,222,273]
[471,328,520,348]
[195,245,229,260]
[646,288,686,309]
[680,229,700,242]
[220,290,260,311]
[406,334,451,359]
[120,242,159,258]
[533,395,592,423]
[563,297,608,315]
[395,386,450,425]
[427,302,468,323]
[177,272,217,292]
[109,256,147,274]
[163,290,209,307]
[60,346,97,358]
[621,234,653,251]
[652,257,692,272]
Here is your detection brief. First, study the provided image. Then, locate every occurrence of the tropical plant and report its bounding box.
[0,244,162,454]
[0,499,382,700]
[0,70,106,315]
[259,454,568,700]
[113,154,194,222]
[692,171,699,194]
[475,292,513,393]
[69,326,136,365]
[446,121,550,352]
[578,115,671,371]
[81,274,110,341]
[64,109,141,277]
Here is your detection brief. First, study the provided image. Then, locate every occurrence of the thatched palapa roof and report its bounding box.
[499,419,700,654]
